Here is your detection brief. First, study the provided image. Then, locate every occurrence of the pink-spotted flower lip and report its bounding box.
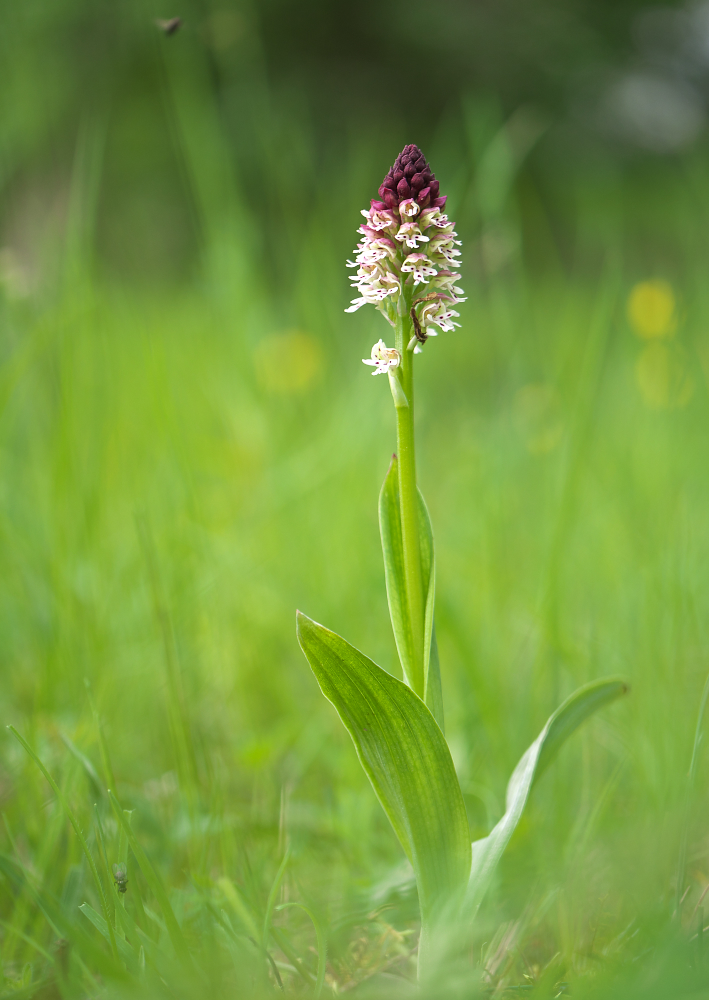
[401,253,438,286]
[362,339,401,375]
[395,223,429,249]
[419,300,461,334]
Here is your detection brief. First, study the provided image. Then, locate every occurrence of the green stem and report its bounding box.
[394,305,425,699]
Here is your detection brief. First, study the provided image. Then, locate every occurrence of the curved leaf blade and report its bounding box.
[467,678,627,916]
[533,678,628,783]
[379,457,443,729]
[296,611,470,924]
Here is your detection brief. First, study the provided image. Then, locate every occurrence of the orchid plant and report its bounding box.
[296,145,627,981]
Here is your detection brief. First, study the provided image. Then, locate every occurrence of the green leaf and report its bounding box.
[296,611,470,933]
[467,678,628,917]
[379,457,443,730]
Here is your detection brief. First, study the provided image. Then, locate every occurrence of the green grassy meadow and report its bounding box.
[4,5,709,997]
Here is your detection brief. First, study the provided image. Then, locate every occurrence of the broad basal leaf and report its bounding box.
[379,457,444,730]
[466,678,627,917]
[296,611,470,926]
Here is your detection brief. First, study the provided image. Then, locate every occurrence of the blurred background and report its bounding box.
[4,0,709,994]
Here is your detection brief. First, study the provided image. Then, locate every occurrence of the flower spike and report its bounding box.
[345,144,464,355]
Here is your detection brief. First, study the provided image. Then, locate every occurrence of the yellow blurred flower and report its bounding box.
[627,280,677,339]
[635,342,694,409]
[253,331,323,395]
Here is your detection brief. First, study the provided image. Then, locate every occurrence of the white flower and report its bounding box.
[419,209,452,229]
[355,238,397,266]
[362,339,401,375]
[395,223,430,249]
[348,264,399,309]
[432,246,462,268]
[401,253,438,286]
[361,208,398,233]
[428,233,460,251]
[426,269,463,297]
[420,300,461,334]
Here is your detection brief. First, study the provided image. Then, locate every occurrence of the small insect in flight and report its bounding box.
[112,863,128,894]
[155,17,182,36]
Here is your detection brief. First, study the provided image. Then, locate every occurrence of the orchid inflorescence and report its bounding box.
[298,144,627,982]
[345,144,466,363]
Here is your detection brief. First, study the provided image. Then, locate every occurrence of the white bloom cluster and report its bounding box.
[345,196,465,352]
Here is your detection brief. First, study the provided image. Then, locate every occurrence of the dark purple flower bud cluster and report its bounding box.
[376,144,445,212]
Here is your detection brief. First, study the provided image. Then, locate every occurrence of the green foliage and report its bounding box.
[1,2,709,997]
[296,613,471,936]
[8,726,118,961]
[467,679,629,918]
[379,457,443,728]
[297,607,627,978]
[301,191,625,976]
[108,790,192,969]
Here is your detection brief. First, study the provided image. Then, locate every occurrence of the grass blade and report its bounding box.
[108,789,193,971]
[79,903,134,964]
[676,668,709,917]
[7,726,118,961]
[217,877,260,940]
[84,678,116,792]
[0,918,54,965]
[59,731,103,801]
[262,848,290,950]
[276,902,327,999]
